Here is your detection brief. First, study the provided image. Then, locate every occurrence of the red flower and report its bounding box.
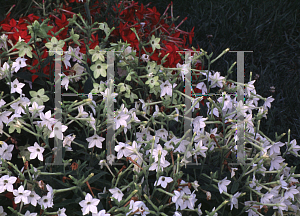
[192,60,203,81]
[1,18,17,32]
[22,13,40,23]
[28,50,53,83]
[0,12,11,26]
[189,27,195,45]
[55,14,69,28]
[122,31,139,50]
[134,3,147,21]
[12,30,31,43]
[147,6,161,25]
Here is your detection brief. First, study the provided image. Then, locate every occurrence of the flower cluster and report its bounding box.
[0,0,300,216]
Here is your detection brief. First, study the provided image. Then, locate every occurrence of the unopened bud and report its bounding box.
[269,86,275,93]
[206,191,211,200]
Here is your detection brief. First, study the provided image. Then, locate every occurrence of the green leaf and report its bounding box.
[84,2,91,24]
[9,126,15,134]
[118,83,126,93]
[19,49,25,57]
[124,92,130,98]
[14,71,32,82]
[131,93,138,99]
[41,55,53,68]
[231,181,239,194]
[172,97,177,104]
[84,77,93,94]
[53,196,76,208]
[88,172,108,184]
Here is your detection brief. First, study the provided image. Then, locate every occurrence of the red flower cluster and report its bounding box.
[0,0,205,104]
[107,1,196,69]
[95,1,206,108]
[0,4,100,83]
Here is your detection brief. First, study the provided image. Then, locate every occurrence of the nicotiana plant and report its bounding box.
[0,1,300,216]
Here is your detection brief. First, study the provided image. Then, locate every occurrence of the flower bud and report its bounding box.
[269,86,275,93]
[206,191,211,200]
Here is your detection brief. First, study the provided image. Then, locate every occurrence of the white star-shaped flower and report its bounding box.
[9,79,25,94]
[76,105,89,118]
[194,140,208,158]
[100,88,118,102]
[269,141,285,156]
[127,200,150,216]
[86,134,105,149]
[28,190,41,206]
[29,101,45,118]
[192,116,208,134]
[109,187,124,202]
[79,193,100,215]
[172,190,184,210]
[288,139,300,156]
[0,175,17,193]
[263,96,275,109]
[115,142,132,159]
[196,82,207,94]
[217,94,233,111]
[244,80,256,97]
[49,121,68,140]
[24,210,37,216]
[39,110,56,130]
[229,192,242,210]
[0,142,14,161]
[106,154,116,166]
[154,176,173,188]
[92,209,110,216]
[160,80,177,97]
[63,51,71,69]
[269,154,285,171]
[38,193,54,209]
[28,142,44,161]
[12,57,27,73]
[152,144,168,163]
[284,185,299,201]
[218,177,231,194]
[63,134,76,148]
[114,111,129,130]
[57,207,67,216]
[13,185,31,204]
[177,62,191,81]
[209,71,225,88]
[10,96,31,115]
[59,73,70,91]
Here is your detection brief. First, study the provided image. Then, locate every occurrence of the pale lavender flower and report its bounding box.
[86,134,105,149]
[0,142,14,161]
[229,192,242,210]
[269,142,285,156]
[284,185,299,201]
[218,177,231,194]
